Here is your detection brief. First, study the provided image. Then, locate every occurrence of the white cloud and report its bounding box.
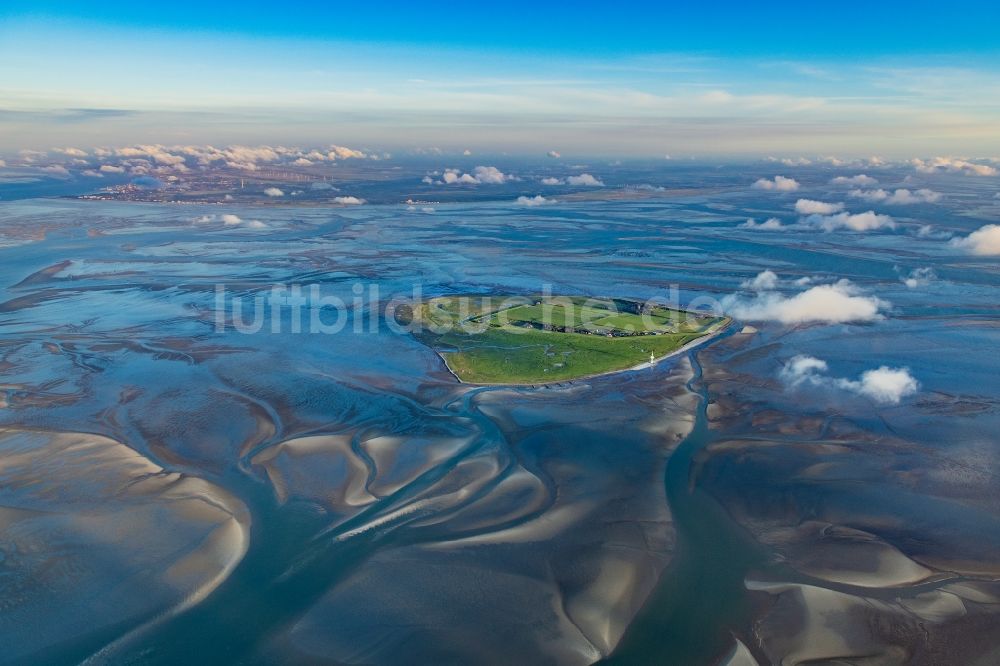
[566,173,604,186]
[547,150,561,158]
[849,188,941,204]
[830,174,878,186]
[722,277,888,324]
[0,159,6,167]
[805,210,895,232]
[56,147,88,157]
[471,165,510,184]
[780,157,812,166]
[39,165,70,175]
[911,157,996,176]
[463,149,472,156]
[795,199,844,215]
[541,177,563,185]
[516,195,553,206]
[333,196,366,204]
[170,144,294,170]
[900,267,936,288]
[914,224,953,240]
[740,270,811,291]
[222,146,279,163]
[263,187,284,197]
[116,144,186,166]
[81,169,102,177]
[292,158,313,166]
[740,217,785,230]
[780,355,919,404]
[441,165,513,185]
[949,224,1000,255]
[328,145,366,160]
[741,270,779,290]
[193,213,266,228]
[442,170,474,184]
[752,176,800,191]
[99,164,125,173]
[840,366,920,404]
[779,355,830,385]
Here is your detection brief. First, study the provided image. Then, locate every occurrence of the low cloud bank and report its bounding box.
[795,199,843,215]
[438,165,514,185]
[722,272,888,324]
[830,174,878,186]
[742,198,895,233]
[752,175,799,191]
[540,173,604,186]
[804,210,895,231]
[566,173,604,186]
[193,213,266,229]
[849,188,941,205]
[516,195,553,206]
[912,157,996,176]
[780,355,919,404]
[740,217,785,230]
[949,224,1000,255]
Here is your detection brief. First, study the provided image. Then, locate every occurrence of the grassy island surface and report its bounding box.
[405,295,730,385]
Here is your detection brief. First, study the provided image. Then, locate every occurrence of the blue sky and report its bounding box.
[2,1,999,156]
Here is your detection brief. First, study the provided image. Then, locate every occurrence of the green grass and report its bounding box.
[484,303,616,329]
[412,295,728,384]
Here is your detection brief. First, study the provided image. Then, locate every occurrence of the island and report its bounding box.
[402,295,731,385]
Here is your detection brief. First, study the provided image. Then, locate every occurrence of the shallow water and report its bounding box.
[2,165,1000,664]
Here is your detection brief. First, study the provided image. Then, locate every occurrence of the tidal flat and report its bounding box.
[1,166,999,664]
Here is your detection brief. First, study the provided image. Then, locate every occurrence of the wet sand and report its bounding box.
[1,187,999,663]
[0,429,249,663]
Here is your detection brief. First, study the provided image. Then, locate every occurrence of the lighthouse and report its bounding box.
[649,351,654,364]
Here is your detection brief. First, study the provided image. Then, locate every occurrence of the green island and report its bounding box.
[403,295,730,385]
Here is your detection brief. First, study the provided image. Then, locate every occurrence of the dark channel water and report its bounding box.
[607,344,769,665]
